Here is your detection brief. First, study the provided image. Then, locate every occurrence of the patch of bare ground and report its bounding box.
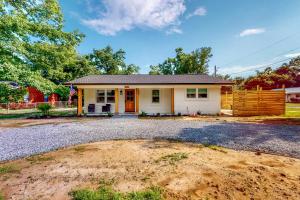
[0,117,99,128]
[0,140,299,200]
[183,116,300,125]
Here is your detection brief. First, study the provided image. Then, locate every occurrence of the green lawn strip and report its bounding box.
[0,164,20,175]
[0,109,76,119]
[70,185,163,200]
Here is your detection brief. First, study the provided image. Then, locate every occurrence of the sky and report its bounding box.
[59,0,300,76]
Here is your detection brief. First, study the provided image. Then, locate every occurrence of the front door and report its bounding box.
[125,89,135,112]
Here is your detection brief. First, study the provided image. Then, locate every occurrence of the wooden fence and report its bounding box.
[232,90,285,116]
[221,92,233,109]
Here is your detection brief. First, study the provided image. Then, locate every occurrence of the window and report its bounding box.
[198,88,208,98]
[152,90,160,103]
[96,90,105,103]
[186,88,196,98]
[106,89,115,103]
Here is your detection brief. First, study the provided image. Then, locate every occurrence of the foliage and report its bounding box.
[242,57,300,90]
[0,82,26,103]
[89,46,140,75]
[69,185,162,200]
[140,111,147,117]
[0,0,94,94]
[54,84,70,101]
[107,112,113,117]
[37,103,52,116]
[0,192,3,200]
[149,47,212,75]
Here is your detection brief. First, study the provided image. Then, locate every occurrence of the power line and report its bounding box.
[222,32,299,67]
[229,57,292,76]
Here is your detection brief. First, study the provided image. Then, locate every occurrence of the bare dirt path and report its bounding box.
[0,140,299,200]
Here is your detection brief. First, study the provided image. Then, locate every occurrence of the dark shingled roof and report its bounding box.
[67,75,233,85]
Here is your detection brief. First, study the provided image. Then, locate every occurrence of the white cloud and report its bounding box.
[166,26,183,35]
[285,52,300,58]
[239,28,266,37]
[186,7,207,19]
[82,0,186,36]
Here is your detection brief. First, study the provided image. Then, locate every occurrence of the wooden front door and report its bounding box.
[125,89,135,112]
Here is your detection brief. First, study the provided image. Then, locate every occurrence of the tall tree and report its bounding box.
[0,0,86,94]
[149,47,212,75]
[89,46,140,75]
[243,57,300,90]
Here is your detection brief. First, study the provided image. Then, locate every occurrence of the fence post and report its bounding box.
[282,84,286,115]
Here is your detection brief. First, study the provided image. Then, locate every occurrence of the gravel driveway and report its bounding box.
[0,117,299,161]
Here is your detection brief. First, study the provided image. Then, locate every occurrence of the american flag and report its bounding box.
[68,84,76,106]
[70,84,76,96]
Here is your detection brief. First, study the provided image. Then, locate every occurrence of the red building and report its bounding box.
[27,87,59,103]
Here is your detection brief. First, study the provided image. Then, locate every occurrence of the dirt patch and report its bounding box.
[0,117,99,128]
[0,140,299,200]
[183,116,300,125]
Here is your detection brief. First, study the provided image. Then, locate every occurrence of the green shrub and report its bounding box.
[126,187,162,200]
[37,103,52,116]
[70,185,163,200]
[140,111,147,117]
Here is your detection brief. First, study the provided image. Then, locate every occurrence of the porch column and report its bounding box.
[171,88,174,114]
[115,88,119,114]
[77,88,83,116]
[136,88,139,113]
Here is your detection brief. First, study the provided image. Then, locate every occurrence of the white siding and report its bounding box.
[83,86,221,115]
[174,86,221,115]
[139,88,171,114]
[84,88,125,113]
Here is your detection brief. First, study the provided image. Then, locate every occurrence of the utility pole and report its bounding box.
[214,65,217,77]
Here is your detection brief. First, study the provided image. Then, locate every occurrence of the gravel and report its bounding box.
[0,117,299,161]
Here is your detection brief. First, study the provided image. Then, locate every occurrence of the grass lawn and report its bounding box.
[0,108,77,119]
[285,103,300,117]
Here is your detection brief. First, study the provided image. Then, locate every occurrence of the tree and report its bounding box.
[149,47,212,75]
[0,0,87,94]
[0,82,27,103]
[89,46,139,75]
[243,56,300,90]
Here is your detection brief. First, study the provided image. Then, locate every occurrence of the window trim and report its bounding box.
[198,88,208,99]
[96,89,105,103]
[106,89,115,103]
[186,88,197,99]
[95,89,116,104]
[152,89,160,103]
[186,88,208,100]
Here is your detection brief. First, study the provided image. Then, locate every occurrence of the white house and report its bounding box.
[67,75,233,115]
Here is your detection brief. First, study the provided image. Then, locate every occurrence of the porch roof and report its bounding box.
[67,75,233,85]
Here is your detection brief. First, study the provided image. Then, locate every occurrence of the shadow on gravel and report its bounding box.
[175,122,300,147]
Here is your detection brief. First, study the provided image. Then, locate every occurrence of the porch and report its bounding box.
[77,87,175,115]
